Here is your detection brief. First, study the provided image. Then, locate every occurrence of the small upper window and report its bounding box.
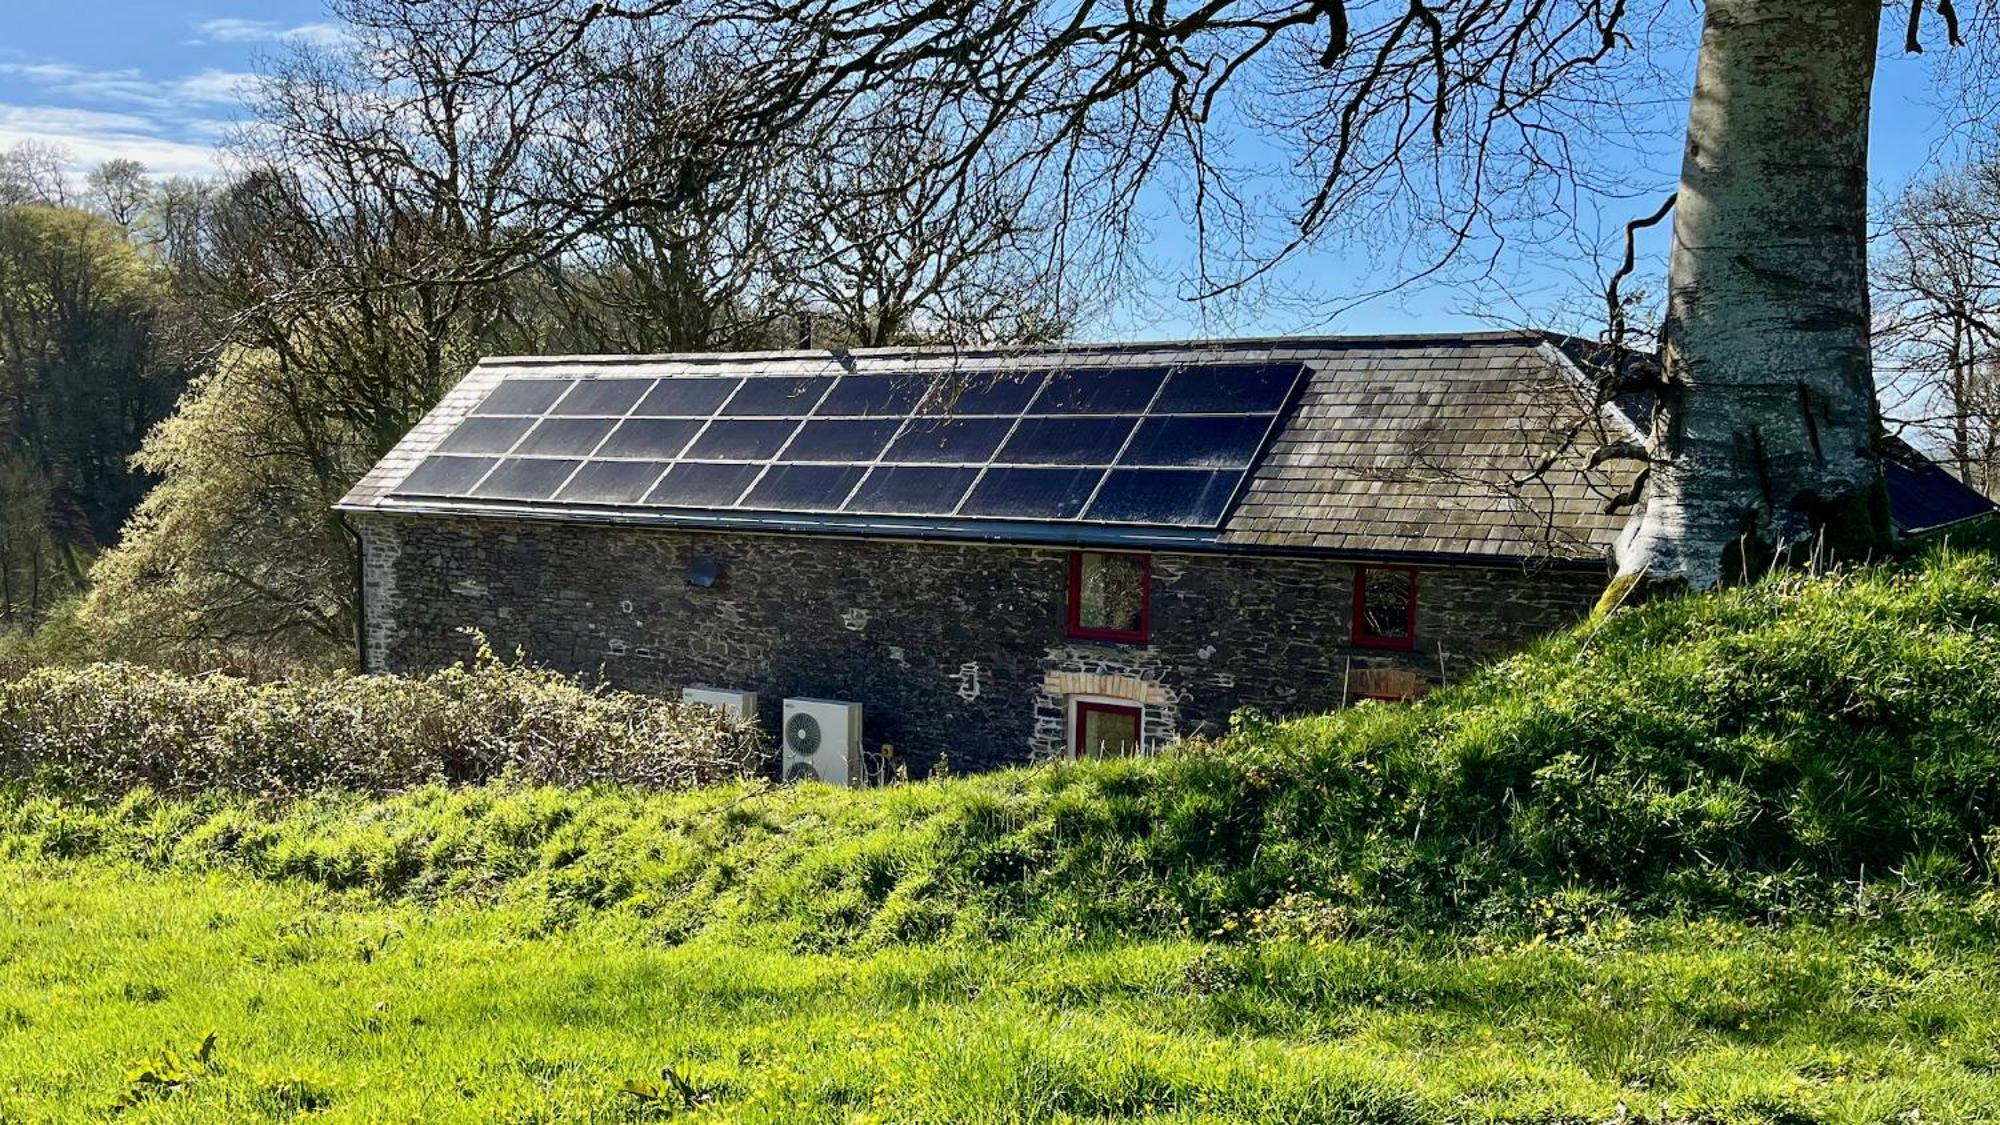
[1352,566,1417,649]
[1068,551,1149,643]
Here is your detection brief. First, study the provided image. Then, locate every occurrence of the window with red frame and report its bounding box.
[1352,566,1418,649]
[1067,551,1150,643]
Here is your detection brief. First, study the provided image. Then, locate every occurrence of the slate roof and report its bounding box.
[339,331,1991,564]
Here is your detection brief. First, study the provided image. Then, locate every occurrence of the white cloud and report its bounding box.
[0,62,255,110]
[192,17,349,47]
[0,104,222,178]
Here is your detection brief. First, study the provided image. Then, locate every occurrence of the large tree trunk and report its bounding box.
[1611,0,1892,597]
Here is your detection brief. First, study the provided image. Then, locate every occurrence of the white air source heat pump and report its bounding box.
[781,698,863,786]
[680,686,759,723]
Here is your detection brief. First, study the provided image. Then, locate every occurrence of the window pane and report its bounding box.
[1076,552,1145,635]
[1077,704,1142,759]
[1360,569,1414,639]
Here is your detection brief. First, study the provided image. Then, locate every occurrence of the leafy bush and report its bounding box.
[0,650,767,796]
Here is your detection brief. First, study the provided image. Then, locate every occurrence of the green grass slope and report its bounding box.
[7,543,2000,948]
[5,863,2000,1123]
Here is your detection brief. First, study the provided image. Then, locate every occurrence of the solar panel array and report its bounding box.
[390,362,1307,528]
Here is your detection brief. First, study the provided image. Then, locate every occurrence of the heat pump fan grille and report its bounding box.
[785,712,822,755]
[784,759,821,783]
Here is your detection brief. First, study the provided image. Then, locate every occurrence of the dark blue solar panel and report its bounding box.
[884,417,1014,463]
[557,460,664,504]
[845,466,981,515]
[722,376,834,416]
[918,373,1045,415]
[472,457,581,500]
[999,417,1136,465]
[820,376,926,417]
[408,359,1301,530]
[961,467,1104,519]
[1885,458,1997,531]
[781,418,902,462]
[685,419,798,460]
[400,455,497,495]
[1153,363,1303,414]
[646,462,761,507]
[1086,468,1242,525]
[472,379,568,416]
[516,418,614,457]
[1030,367,1164,414]
[549,378,653,416]
[1121,415,1271,468]
[597,418,701,460]
[744,464,868,511]
[437,416,531,455]
[635,378,738,416]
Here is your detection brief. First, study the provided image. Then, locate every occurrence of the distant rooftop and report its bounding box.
[340,332,1991,563]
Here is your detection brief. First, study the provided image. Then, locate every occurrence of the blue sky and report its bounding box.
[0,2,1978,338]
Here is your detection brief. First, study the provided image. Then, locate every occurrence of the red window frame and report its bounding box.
[1351,565,1419,650]
[1072,700,1145,759]
[1066,551,1151,644]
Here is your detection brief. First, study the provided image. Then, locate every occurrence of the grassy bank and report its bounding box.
[8,544,2000,946]
[4,860,1999,1123]
[5,544,2000,1119]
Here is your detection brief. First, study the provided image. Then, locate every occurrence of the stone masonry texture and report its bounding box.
[356,512,1607,774]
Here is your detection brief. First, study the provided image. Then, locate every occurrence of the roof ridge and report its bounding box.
[474,329,1552,367]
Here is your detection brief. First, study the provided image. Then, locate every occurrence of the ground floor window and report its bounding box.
[1071,698,1145,759]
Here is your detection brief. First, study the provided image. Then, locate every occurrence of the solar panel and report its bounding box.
[635,378,737,416]
[472,379,567,416]
[516,418,613,457]
[550,379,652,416]
[473,457,580,500]
[437,416,531,455]
[397,360,1306,529]
[962,467,1103,519]
[846,465,981,515]
[559,460,663,504]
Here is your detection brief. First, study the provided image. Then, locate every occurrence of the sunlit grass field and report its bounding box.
[4,860,1998,1122]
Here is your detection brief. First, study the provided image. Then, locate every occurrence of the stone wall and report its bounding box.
[354,513,1606,773]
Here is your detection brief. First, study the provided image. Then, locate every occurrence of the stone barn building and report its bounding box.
[338,332,1992,774]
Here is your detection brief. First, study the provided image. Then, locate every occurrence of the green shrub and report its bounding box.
[0,651,768,796]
